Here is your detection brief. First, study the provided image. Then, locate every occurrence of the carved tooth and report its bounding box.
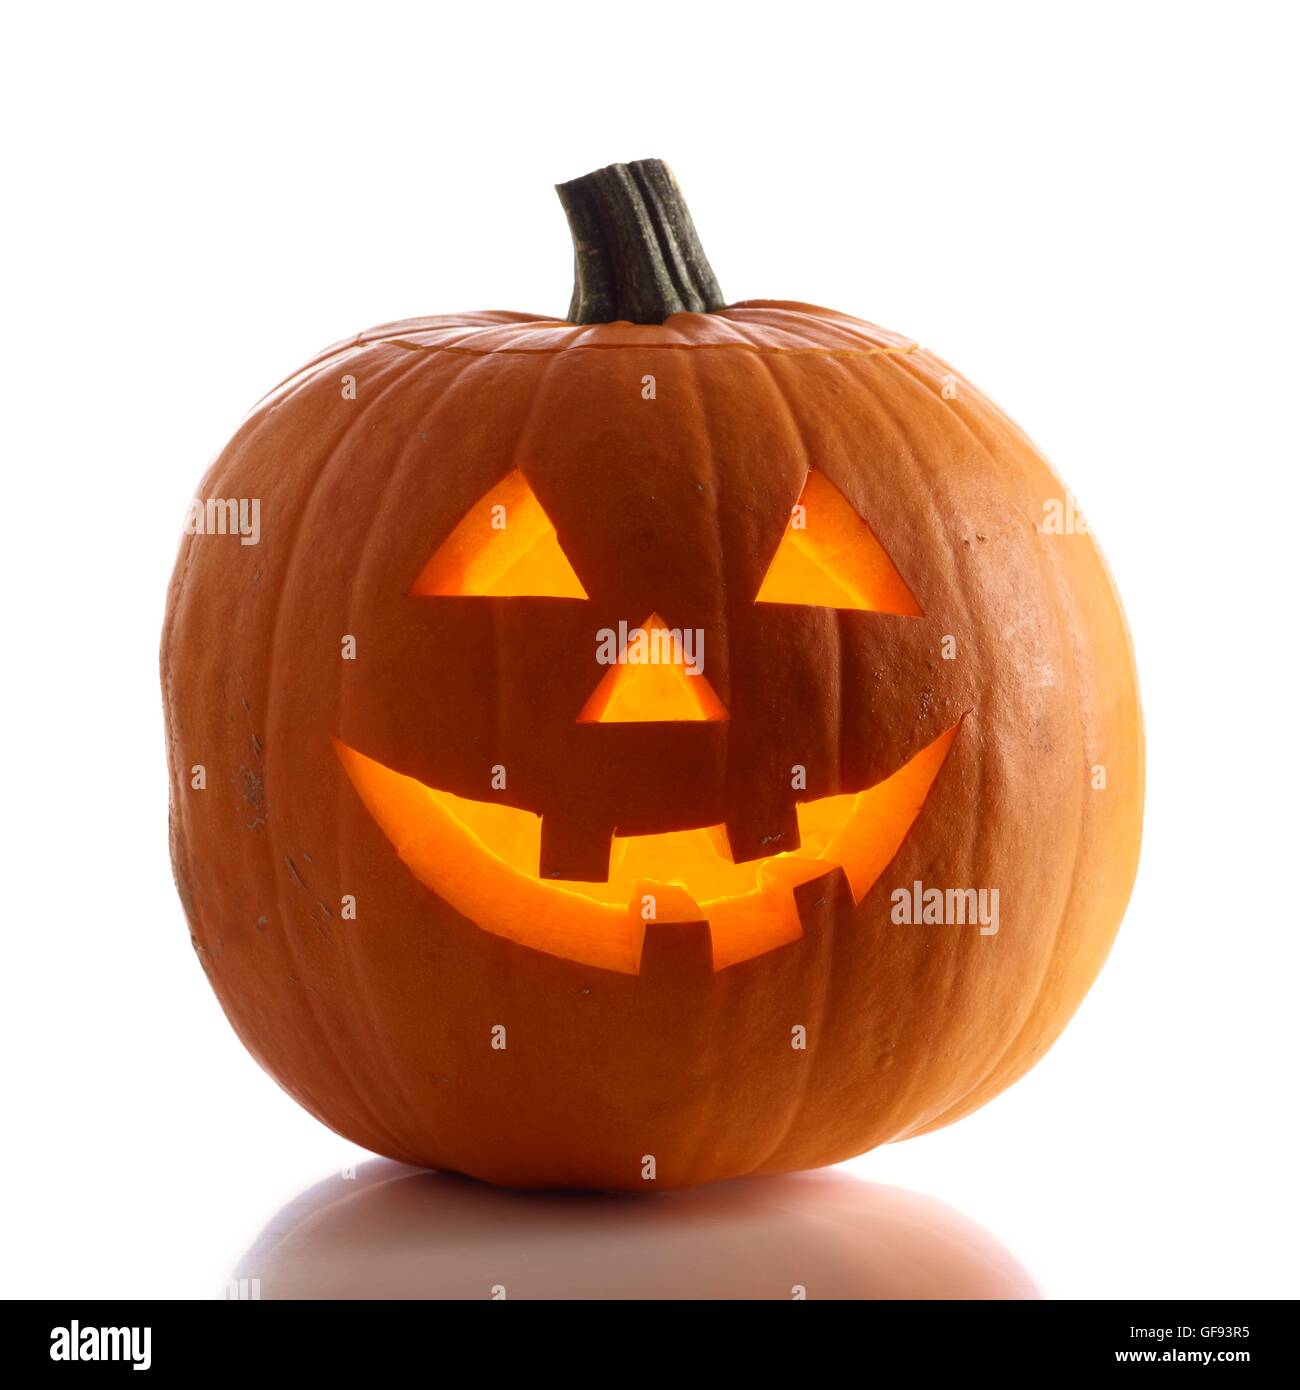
[626,879,703,924]
[723,800,801,866]
[629,880,713,980]
[538,815,613,882]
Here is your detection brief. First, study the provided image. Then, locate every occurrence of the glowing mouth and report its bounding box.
[335,724,958,973]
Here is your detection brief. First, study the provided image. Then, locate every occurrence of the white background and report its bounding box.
[2,1,1296,1300]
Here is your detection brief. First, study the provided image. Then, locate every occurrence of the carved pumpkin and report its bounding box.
[162,160,1143,1190]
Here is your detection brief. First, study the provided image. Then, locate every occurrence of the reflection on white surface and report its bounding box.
[233,1160,1038,1300]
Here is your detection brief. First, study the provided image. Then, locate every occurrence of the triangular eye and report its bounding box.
[578,614,728,723]
[755,469,922,616]
[411,471,588,599]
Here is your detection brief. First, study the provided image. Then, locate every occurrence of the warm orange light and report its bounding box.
[756,469,923,616]
[410,471,588,599]
[577,614,728,723]
[335,722,958,973]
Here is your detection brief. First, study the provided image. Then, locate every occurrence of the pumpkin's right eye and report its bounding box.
[410,470,588,599]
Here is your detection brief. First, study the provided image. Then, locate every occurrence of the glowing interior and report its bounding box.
[577,614,729,723]
[755,469,923,616]
[410,471,588,599]
[335,723,957,973]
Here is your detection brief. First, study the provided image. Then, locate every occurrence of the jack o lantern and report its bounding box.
[162,159,1143,1190]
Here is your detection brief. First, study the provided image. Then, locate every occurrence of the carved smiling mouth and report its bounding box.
[335,722,958,974]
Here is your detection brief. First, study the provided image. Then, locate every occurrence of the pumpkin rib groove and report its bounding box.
[673,342,747,1185]
[937,358,1092,1108]
[162,388,311,942]
[820,364,860,796]
[260,347,449,1156]
[908,683,1086,1130]
[920,568,1138,1133]
[332,346,496,1159]
[444,328,619,1160]
[849,350,1082,1140]
[680,320,734,793]
[484,328,594,909]
[733,345,840,1174]
[845,355,984,1139]
[880,357,1096,1136]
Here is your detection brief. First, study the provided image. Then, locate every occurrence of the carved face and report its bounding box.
[164,297,1142,1192]
[337,465,958,972]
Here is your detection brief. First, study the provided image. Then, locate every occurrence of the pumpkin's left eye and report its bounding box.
[411,470,588,599]
[756,469,923,616]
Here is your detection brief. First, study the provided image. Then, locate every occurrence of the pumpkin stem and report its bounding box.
[556,159,726,325]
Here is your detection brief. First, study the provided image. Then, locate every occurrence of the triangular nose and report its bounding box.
[578,614,728,723]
